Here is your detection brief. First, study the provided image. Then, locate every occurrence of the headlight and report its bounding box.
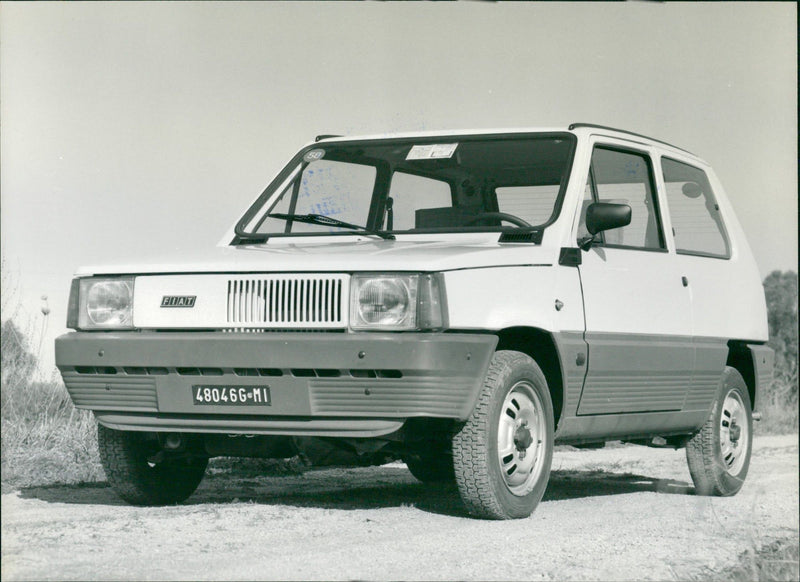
[72,277,135,329]
[350,273,447,331]
[356,277,414,327]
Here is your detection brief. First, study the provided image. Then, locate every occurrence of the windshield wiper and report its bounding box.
[268,213,395,240]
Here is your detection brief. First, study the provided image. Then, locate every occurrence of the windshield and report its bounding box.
[235,133,576,241]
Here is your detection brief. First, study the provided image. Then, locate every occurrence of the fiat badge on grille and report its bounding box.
[161,295,196,308]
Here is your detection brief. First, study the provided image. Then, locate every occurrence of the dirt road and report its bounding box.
[2,434,797,581]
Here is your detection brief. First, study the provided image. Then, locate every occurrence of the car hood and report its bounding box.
[75,235,557,276]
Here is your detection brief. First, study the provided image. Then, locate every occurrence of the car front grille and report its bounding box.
[226,275,348,327]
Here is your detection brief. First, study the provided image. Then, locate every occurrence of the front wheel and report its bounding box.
[452,351,554,519]
[98,424,208,506]
[686,367,753,496]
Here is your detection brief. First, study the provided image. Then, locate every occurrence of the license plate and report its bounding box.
[192,385,271,406]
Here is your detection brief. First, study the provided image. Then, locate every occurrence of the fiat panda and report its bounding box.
[56,124,774,519]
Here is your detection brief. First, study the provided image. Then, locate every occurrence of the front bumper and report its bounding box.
[56,331,497,436]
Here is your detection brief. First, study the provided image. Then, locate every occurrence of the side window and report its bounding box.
[388,171,452,230]
[662,158,730,258]
[579,147,665,250]
[496,185,559,225]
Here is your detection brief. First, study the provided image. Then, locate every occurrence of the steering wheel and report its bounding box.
[464,212,532,228]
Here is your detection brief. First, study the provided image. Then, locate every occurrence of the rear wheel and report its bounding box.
[686,367,753,496]
[452,351,554,519]
[98,424,208,506]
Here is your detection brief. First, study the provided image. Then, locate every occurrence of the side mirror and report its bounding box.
[580,202,632,250]
[586,202,632,235]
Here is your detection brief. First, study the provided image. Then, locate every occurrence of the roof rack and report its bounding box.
[568,123,695,156]
[315,134,343,142]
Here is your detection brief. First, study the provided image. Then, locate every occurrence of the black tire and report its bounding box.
[452,350,554,519]
[686,367,753,497]
[403,451,455,484]
[97,424,208,506]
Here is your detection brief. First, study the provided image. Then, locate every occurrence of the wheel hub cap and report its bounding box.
[719,389,749,475]
[514,423,534,451]
[497,381,548,496]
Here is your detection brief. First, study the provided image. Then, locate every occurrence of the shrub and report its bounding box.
[760,271,799,433]
[1,319,102,488]
[0,380,102,488]
[1,320,38,393]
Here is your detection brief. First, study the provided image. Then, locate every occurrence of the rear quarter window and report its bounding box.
[661,157,730,258]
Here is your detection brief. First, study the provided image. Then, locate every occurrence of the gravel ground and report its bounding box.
[2,434,797,581]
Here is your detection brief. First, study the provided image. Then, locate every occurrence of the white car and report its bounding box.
[56,124,774,519]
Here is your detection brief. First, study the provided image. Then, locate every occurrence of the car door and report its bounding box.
[576,141,694,415]
[658,155,735,411]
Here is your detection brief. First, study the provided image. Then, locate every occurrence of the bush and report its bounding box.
[1,320,38,393]
[760,271,799,433]
[1,381,102,489]
[1,319,102,488]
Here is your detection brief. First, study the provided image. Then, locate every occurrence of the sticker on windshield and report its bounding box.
[406,143,458,160]
[304,149,326,162]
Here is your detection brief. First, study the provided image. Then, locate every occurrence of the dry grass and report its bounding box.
[756,376,799,435]
[692,538,800,582]
[1,279,105,489]
[1,378,104,490]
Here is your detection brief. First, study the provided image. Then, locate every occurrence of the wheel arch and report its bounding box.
[726,341,756,411]
[495,326,565,430]
[726,340,774,413]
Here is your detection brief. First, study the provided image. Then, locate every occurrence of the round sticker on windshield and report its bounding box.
[304,149,326,162]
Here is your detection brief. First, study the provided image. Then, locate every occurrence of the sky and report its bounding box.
[1,2,797,375]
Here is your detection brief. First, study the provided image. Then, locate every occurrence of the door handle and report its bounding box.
[682,276,689,287]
